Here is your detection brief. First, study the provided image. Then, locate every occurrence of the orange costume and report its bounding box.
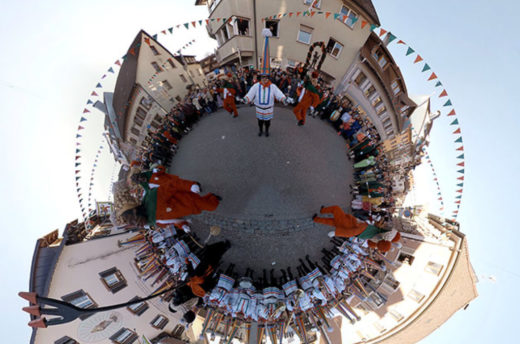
[313,206,368,238]
[218,75,238,117]
[293,77,321,125]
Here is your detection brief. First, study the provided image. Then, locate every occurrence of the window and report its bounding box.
[372,48,388,68]
[297,25,313,44]
[265,20,279,37]
[55,336,79,344]
[377,105,387,116]
[129,138,137,145]
[151,314,169,329]
[407,289,425,303]
[354,72,367,87]
[109,328,138,344]
[326,38,343,58]
[136,106,148,119]
[179,74,187,83]
[139,97,152,110]
[364,85,376,98]
[383,117,393,129]
[134,116,144,127]
[150,45,160,56]
[397,252,415,265]
[61,290,96,319]
[339,5,358,28]
[167,58,176,69]
[151,61,162,73]
[425,261,443,275]
[371,96,383,108]
[236,18,250,36]
[99,267,127,293]
[161,80,173,91]
[373,322,386,333]
[304,0,321,8]
[391,80,401,95]
[221,26,229,41]
[127,296,149,316]
[389,309,404,322]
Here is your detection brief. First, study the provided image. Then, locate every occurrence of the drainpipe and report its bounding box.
[253,0,258,69]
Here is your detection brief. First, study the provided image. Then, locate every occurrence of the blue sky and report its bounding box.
[0,0,517,343]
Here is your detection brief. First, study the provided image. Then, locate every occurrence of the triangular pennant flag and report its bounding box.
[414,55,423,63]
[128,48,136,56]
[168,27,174,33]
[191,21,196,27]
[75,162,81,167]
[91,91,98,96]
[351,17,358,25]
[387,33,396,43]
[457,154,465,159]
[379,28,387,37]
[443,99,453,106]
[288,12,293,17]
[456,189,463,193]
[342,15,348,22]
[152,34,157,40]
[447,109,456,116]
[457,161,465,167]
[333,13,339,20]
[457,176,464,181]
[455,137,463,143]
[397,39,406,44]
[455,200,461,204]
[75,169,80,174]
[115,60,121,66]
[406,47,415,56]
[457,169,465,174]
[136,42,141,48]
[75,176,81,181]
[370,24,378,31]
[457,183,464,187]
[310,11,316,17]
[439,89,448,97]
[108,67,114,74]
[183,23,189,29]
[78,125,84,130]
[76,134,82,138]
[122,54,127,61]
[297,11,302,16]
[80,117,87,122]
[421,63,431,72]
[86,99,93,105]
[438,197,442,201]
[75,155,80,160]
[361,20,368,29]
[83,108,90,114]
[456,146,464,151]
[427,72,438,81]
[198,20,203,25]
[453,128,461,134]
[101,74,106,79]
[161,30,166,35]
[144,37,150,45]
[325,12,331,19]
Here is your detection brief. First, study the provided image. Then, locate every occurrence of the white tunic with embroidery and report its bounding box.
[244,82,286,120]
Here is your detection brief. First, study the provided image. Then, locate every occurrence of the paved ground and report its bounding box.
[168,105,353,277]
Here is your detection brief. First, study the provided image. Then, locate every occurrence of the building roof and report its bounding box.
[113,31,144,140]
[351,0,380,26]
[377,237,478,344]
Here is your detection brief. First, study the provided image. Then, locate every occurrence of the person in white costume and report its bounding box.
[243,28,287,137]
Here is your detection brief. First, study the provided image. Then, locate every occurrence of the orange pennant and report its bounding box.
[458,176,464,180]
[192,21,196,27]
[361,20,368,29]
[129,47,136,56]
[427,72,438,81]
[379,28,387,37]
[205,19,209,25]
[439,89,448,97]
[217,18,221,22]
[279,14,283,18]
[453,128,461,134]
[289,12,293,17]
[144,37,150,45]
[456,146,464,151]
[161,30,166,35]
[325,12,331,19]
[343,15,348,22]
[397,39,406,44]
[457,162,465,167]
[447,109,456,116]
[297,11,301,16]
[414,55,423,63]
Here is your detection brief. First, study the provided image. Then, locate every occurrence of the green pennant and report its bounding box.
[443,99,452,106]
[318,11,323,14]
[406,47,415,56]
[455,137,463,143]
[370,24,378,31]
[168,27,173,34]
[457,169,465,174]
[457,154,465,159]
[211,18,215,21]
[450,119,459,125]
[422,63,431,72]
[334,13,340,20]
[152,34,157,40]
[183,23,189,29]
[456,195,462,199]
[435,81,442,87]
[387,33,396,43]
[122,54,127,60]
[457,183,464,187]
[283,13,287,17]
[351,17,359,25]
[199,20,203,25]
